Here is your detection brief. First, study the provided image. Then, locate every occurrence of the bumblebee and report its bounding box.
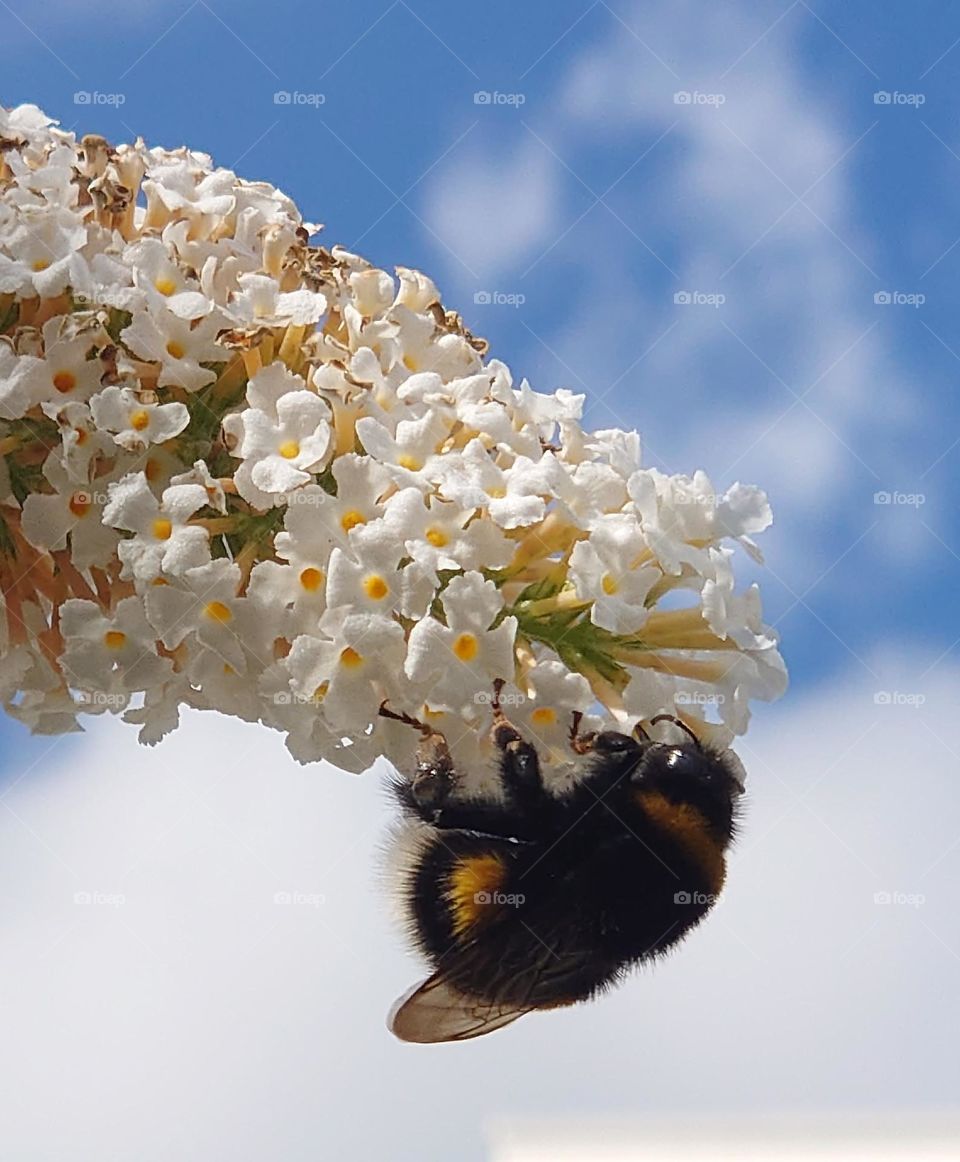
[383,688,745,1042]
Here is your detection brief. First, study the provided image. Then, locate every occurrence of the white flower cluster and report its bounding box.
[0,105,786,780]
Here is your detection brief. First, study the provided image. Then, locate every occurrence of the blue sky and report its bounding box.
[2,4,960,1159]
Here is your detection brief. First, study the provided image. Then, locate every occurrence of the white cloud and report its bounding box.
[0,648,958,1158]
[420,2,925,590]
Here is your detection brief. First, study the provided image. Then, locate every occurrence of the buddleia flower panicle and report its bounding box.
[0,105,786,781]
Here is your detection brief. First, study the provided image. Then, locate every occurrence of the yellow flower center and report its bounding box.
[313,681,329,702]
[425,527,448,548]
[130,409,151,432]
[75,428,88,446]
[103,630,127,650]
[151,578,169,586]
[340,647,363,669]
[602,573,620,596]
[52,370,77,394]
[31,258,49,272]
[298,567,325,592]
[68,492,91,517]
[152,518,172,540]
[154,277,177,296]
[531,707,558,727]
[341,509,365,533]
[278,440,300,459]
[362,574,389,601]
[402,354,419,372]
[453,632,479,662]
[165,340,185,359]
[204,601,232,623]
[487,486,507,499]
[397,453,422,471]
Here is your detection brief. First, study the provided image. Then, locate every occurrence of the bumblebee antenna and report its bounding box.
[649,714,702,749]
[379,700,431,737]
[633,721,652,743]
[569,711,597,755]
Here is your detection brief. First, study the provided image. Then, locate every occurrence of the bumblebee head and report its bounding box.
[629,734,744,840]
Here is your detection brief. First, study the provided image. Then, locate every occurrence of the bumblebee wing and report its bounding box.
[388,973,532,1043]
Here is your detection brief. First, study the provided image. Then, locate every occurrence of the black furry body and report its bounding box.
[390,722,742,1038]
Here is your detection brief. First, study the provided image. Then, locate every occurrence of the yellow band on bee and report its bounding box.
[635,790,726,897]
[446,853,507,936]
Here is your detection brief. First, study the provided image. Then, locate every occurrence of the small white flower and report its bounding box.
[90,385,189,451]
[225,388,332,499]
[405,573,517,713]
[568,516,661,634]
[286,612,407,732]
[103,472,210,581]
[227,272,327,328]
[121,303,228,392]
[59,596,170,696]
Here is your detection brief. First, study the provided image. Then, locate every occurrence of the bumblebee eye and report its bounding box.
[662,747,706,780]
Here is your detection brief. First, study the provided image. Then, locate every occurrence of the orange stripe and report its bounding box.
[446,854,507,936]
[636,790,726,896]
